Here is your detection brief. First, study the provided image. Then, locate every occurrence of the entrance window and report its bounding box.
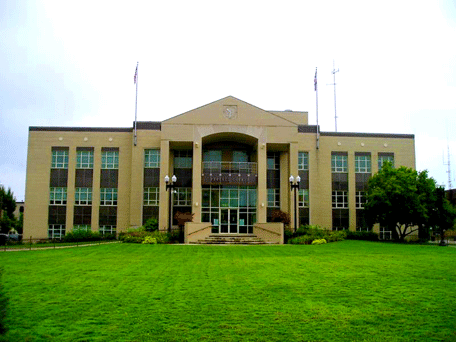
[202,185,256,234]
[203,150,222,162]
[233,151,248,163]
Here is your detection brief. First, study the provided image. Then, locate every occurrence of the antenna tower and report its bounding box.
[328,60,339,132]
[444,143,453,190]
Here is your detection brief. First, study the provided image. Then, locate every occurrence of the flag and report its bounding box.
[134,65,138,84]
[314,68,317,91]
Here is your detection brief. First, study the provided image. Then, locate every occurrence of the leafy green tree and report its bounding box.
[431,187,456,246]
[0,186,17,234]
[365,163,437,242]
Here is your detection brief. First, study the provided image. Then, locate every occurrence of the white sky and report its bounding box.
[1,0,456,201]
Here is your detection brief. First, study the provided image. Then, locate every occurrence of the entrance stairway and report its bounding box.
[196,234,266,245]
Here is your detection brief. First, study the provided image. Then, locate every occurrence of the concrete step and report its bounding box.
[197,234,266,245]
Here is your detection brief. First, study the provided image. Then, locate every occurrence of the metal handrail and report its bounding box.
[187,224,213,236]
[253,225,282,236]
[202,161,257,174]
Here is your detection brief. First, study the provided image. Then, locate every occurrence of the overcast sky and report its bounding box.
[1,0,456,201]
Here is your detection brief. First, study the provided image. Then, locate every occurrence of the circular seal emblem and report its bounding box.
[223,105,237,120]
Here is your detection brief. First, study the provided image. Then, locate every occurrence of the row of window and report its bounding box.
[52,150,120,169]
[267,188,309,208]
[50,186,193,207]
[332,191,366,209]
[52,149,163,170]
[332,154,394,173]
[55,149,394,174]
[48,225,116,239]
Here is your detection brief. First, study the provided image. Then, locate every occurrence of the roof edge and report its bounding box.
[319,131,414,139]
[29,127,133,132]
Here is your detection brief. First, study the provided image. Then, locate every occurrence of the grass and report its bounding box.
[0,240,118,250]
[0,241,456,341]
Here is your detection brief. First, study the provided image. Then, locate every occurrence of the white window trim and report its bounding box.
[100,188,118,206]
[144,187,160,206]
[144,149,160,168]
[332,190,348,209]
[331,155,348,173]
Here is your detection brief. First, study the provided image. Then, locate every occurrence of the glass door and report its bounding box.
[220,208,238,234]
[229,209,238,233]
[220,209,229,233]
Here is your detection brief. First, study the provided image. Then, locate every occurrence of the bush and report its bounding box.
[288,235,313,245]
[142,236,157,244]
[0,268,7,334]
[270,210,291,226]
[167,229,184,243]
[143,218,158,232]
[345,231,379,241]
[287,226,346,244]
[63,230,116,242]
[312,239,327,245]
[119,230,169,244]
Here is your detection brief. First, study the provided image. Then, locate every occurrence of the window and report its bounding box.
[174,188,192,206]
[267,188,280,207]
[50,187,67,205]
[75,188,92,205]
[48,224,65,239]
[267,152,280,170]
[100,188,118,206]
[331,154,348,173]
[378,154,394,169]
[100,226,116,235]
[102,151,119,169]
[144,187,159,206]
[203,150,222,162]
[145,149,160,168]
[174,150,192,168]
[52,149,68,169]
[76,150,93,169]
[298,152,309,171]
[298,189,309,208]
[332,191,348,208]
[356,191,366,209]
[355,155,371,173]
[73,225,91,232]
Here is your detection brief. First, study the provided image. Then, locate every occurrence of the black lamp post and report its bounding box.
[289,175,301,232]
[165,175,177,233]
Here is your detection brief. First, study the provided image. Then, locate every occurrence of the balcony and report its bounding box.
[202,162,257,186]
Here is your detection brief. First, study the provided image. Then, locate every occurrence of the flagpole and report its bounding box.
[134,62,138,146]
[315,67,320,149]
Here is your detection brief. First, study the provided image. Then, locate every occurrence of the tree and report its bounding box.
[430,187,456,246]
[0,186,17,234]
[364,163,438,242]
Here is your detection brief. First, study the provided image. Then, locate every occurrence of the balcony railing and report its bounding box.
[202,162,257,186]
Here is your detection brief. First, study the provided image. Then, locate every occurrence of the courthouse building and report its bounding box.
[23,96,415,243]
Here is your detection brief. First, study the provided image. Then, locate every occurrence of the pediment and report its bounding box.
[162,96,297,127]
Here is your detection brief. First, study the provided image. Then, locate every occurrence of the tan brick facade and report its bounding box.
[24,96,415,241]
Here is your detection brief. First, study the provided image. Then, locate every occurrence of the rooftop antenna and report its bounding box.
[444,142,452,190]
[328,60,339,132]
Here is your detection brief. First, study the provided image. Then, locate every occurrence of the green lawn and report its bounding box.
[1,241,455,341]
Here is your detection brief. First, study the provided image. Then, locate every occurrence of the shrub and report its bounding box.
[142,236,157,244]
[312,239,327,245]
[0,268,7,334]
[270,210,291,226]
[143,218,158,232]
[119,230,169,244]
[287,226,346,244]
[63,229,116,242]
[167,230,184,243]
[63,230,100,242]
[288,235,313,245]
[345,231,379,241]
